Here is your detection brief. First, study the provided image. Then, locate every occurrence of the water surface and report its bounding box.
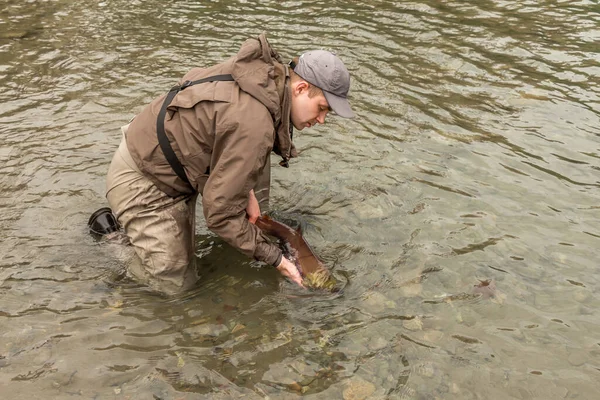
[1,1,599,398]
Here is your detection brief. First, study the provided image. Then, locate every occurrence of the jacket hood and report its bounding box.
[232,33,296,164]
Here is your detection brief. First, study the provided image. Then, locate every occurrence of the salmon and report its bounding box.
[255,215,335,290]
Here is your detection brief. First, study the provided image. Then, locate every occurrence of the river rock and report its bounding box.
[567,348,588,367]
[183,323,229,339]
[423,329,444,343]
[367,336,389,352]
[572,290,591,303]
[361,292,389,314]
[400,283,422,298]
[403,317,423,331]
[343,377,376,400]
[414,362,435,378]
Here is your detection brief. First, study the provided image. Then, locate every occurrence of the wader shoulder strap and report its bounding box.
[157,74,234,188]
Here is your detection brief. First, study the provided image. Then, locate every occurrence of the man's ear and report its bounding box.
[293,81,309,96]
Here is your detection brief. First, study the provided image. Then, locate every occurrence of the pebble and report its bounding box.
[572,290,590,303]
[343,377,376,400]
[367,336,389,352]
[450,383,460,394]
[353,204,386,220]
[403,317,423,331]
[462,314,477,328]
[362,292,388,314]
[231,324,245,334]
[184,323,229,338]
[414,362,435,378]
[567,349,588,367]
[423,330,444,343]
[400,283,422,298]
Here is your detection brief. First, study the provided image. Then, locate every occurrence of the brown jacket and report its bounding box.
[125,33,296,266]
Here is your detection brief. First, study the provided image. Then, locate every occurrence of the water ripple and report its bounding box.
[1,0,599,398]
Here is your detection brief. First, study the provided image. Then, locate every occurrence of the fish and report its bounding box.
[255,215,336,290]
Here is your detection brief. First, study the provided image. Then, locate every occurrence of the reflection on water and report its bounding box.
[1,0,599,398]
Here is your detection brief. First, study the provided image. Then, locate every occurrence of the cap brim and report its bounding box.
[324,91,355,119]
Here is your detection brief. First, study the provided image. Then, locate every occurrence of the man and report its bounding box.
[95,33,354,293]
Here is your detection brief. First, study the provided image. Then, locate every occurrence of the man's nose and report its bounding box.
[316,112,327,124]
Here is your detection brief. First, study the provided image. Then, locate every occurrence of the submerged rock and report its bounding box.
[361,292,389,314]
[343,376,376,400]
[402,316,423,332]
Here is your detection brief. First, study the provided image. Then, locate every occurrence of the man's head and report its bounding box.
[289,50,354,131]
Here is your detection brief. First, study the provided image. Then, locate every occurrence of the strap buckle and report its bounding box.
[169,80,192,94]
[180,80,193,90]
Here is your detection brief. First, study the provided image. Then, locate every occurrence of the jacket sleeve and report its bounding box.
[201,101,282,266]
[253,153,271,211]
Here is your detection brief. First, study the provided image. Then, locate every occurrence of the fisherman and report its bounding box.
[90,33,354,293]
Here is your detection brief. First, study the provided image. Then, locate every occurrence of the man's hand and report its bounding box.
[246,189,260,224]
[276,257,305,288]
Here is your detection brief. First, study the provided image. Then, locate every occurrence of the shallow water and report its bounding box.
[1,1,599,398]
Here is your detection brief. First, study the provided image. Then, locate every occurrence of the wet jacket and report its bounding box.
[125,33,296,266]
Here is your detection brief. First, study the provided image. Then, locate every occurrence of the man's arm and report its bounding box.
[246,189,260,224]
[201,101,281,266]
[201,101,303,288]
[246,192,304,287]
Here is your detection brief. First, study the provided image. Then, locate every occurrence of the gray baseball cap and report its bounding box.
[293,50,354,118]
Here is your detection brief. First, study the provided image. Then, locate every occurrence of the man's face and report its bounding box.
[290,81,331,131]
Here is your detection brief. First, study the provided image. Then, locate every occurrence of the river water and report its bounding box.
[1,1,599,399]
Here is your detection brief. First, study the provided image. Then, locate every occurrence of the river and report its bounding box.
[1,0,599,398]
